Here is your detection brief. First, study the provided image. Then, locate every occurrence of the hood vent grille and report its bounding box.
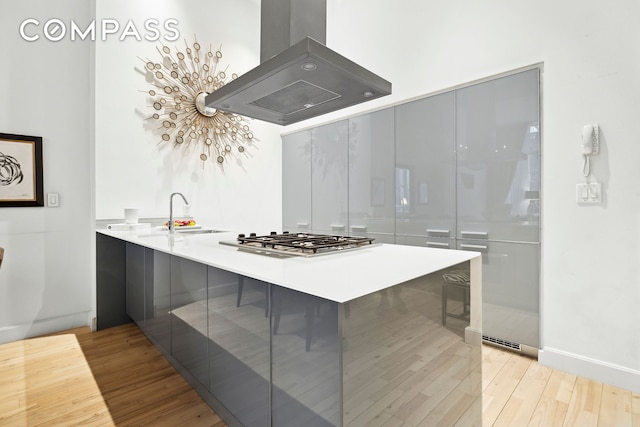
[483,335,522,352]
[249,80,340,115]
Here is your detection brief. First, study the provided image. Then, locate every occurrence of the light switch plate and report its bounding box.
[47,193,59,207]
[576,183,601,204]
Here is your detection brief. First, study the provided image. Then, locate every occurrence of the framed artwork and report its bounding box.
[0,133,44,207]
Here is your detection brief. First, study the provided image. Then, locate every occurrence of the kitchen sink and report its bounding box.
[137,228,225,238]
[175,229,224,234]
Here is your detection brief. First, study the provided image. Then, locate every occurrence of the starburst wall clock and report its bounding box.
[141,37,256,167]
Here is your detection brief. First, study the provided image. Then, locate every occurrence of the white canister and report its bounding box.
[124,208,139,224]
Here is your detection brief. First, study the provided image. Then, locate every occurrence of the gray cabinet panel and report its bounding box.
[271,286,340,427]
[282,130,312,232]
[208,270,270,427]
[171,255,209,388]
[311,121,349,234]
[458,240,539,348]
[125,243,145,328]
[146,250,171,353]
[96,233,129,330]
[342,269,481,425]
[456,69,540,242]
[395,92,456,238]
[348,108,395,237]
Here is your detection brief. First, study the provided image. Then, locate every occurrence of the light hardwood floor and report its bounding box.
[482,345,640,427]
[0,323,224,426]
[0,323,638,426]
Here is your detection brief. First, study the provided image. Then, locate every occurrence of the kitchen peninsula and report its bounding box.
[97,229,482,426]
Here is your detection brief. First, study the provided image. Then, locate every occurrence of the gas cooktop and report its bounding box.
[219,231,377,257]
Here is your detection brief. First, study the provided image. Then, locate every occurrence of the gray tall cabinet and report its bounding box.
[282,130,312,232]
[348,108,395,243]
[282,120,350,235]
[311,121,349,235]
[455,69,540,353]
[395,92,456,249]
[282,67,541,353]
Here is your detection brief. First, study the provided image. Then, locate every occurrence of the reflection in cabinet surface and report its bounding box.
[458,239,540,351]
[146,250,171,353]
[348,108,395,240]
[207,270,270,427]
[395,92,456,238]
[456,68,540,243]
[282,130,312,233]
[311,121,349,234]
[171,256,209,388]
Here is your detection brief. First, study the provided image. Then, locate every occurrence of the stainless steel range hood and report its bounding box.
[205,0,391,126]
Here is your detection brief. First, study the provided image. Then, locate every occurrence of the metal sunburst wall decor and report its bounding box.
[141,37,255,167]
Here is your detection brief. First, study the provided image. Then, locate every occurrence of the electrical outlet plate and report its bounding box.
[576,183,601,204]
[47,193,59,207]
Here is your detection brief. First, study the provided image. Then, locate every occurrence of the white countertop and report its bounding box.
[97,228,480,303]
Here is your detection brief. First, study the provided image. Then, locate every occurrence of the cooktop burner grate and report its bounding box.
[221,231,376,256]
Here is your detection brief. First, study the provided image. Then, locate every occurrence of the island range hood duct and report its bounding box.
[205,0,391,126]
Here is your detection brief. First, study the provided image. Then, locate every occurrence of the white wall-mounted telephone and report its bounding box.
[582,124,599,176]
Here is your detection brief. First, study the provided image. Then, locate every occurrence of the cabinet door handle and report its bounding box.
[461,231,488,238]
[426,241,450,248]
[296,222,309,228]
[426,229,450,236]
[350,225,367,232]
[460,243,488,251]
[330,224,345,230]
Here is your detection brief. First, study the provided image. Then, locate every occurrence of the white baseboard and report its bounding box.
[539,347,640,394]
[465,327,482,347]
[0,311,93,345]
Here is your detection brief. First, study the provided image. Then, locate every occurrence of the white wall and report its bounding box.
[94,0,282,233]
[288,0,639,392]
[0,0,94,342]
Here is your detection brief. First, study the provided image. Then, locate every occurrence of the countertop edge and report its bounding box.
[97,229,480,303]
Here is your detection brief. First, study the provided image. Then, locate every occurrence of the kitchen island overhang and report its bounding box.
[97,229,482,426]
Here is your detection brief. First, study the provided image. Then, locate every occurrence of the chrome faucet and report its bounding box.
[169,192,189,234]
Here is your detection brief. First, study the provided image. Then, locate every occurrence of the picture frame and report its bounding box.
[0,133,44,207]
